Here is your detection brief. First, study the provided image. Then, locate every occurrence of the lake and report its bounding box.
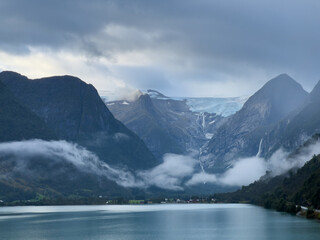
[0,204,319,240]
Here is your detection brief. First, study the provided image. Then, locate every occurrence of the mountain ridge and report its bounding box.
[260,77,320,157]
[0,71,158,170]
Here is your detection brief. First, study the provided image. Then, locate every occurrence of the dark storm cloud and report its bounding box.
[0,0,320,95]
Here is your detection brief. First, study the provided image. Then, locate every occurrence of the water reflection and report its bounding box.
[0,204,319,240]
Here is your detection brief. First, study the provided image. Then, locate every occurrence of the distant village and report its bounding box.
[106,196,217,205]
[0,196,217,206]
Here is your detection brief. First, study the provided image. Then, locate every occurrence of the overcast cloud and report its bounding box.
[0,0,319,97]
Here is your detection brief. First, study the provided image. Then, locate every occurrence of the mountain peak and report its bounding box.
[138,93,152,103]
[203,74,309,171]
[273,73,291,79]
[246,74,306,104]
[0,71,29,82]
[263,73,301,89]
[242,74,308,123]
[0,71,88,90]
[137,93,158,114]
[0,70,24,76]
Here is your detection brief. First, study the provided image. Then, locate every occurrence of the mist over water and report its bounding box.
[1,139,320,190]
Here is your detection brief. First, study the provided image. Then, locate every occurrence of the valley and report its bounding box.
[1,1,320,239]
[1,71,320,214]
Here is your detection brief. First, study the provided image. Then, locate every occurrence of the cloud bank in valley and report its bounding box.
[0,139,197,190]
[1,139,320,191]
[0,139,145,188]
[187,141,320,187]
[138,154,198,191]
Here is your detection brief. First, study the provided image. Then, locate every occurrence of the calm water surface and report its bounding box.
[0,204,319,240]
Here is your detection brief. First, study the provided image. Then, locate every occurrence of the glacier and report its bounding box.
[175,96,248,117]
[99,89,247,117]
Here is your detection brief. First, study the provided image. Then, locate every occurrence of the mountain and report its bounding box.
[201,74,309,172]
[0,80,55,142]
[0,79,129,201]
[105,91,224,160]
[107,94,185,158]
[260,79,320,157]
[0,71,158,170]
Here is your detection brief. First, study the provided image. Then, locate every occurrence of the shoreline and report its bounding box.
[2,198,320,221]
[1,201,319,221]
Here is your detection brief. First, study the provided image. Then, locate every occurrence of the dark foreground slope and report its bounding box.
[0,71,162,202]
[0,150,135,202]
[215,152,320,210]
[0,71,158,170]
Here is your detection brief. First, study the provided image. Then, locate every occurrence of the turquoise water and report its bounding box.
[0,204,319,240]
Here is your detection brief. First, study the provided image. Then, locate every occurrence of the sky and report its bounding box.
[0,0,319,98]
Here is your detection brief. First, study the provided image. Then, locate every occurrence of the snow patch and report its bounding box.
[205,133,214,139]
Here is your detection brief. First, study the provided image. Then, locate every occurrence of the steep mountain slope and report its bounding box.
[201,74,309,172]
[0,80,130,201]
[0,81,55,142]
[261,80,320,157]
[0,71,158,170]
[106,91,223,159]
[108,94,185,158]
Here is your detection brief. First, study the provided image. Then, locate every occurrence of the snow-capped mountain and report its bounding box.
[100,89,226,160]
[100,89,247,117]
